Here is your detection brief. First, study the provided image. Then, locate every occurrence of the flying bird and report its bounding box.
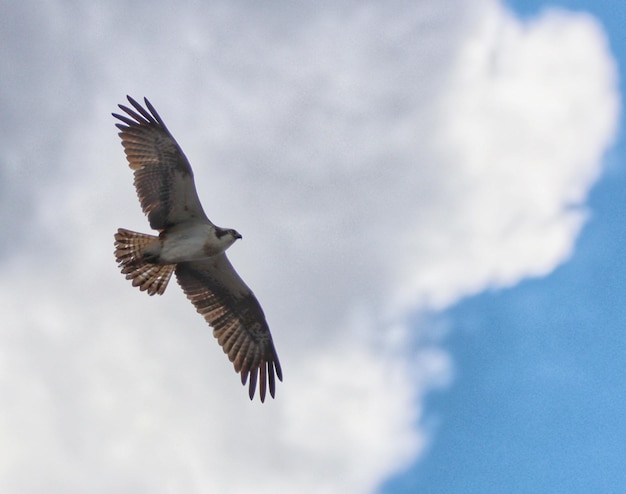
[112,96,282,402]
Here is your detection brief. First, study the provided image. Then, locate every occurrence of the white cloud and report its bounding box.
[394,3,620,311]
[0,1,619,493]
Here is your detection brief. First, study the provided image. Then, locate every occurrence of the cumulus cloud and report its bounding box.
[395,3,619,310]
[0,0,618,493]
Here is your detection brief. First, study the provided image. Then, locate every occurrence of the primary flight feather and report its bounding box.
[112,96,282,402]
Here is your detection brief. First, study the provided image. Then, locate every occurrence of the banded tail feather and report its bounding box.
[114,228,174,295]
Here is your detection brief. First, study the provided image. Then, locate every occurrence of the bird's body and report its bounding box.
[112,96,282,402]
[148,223,240,264]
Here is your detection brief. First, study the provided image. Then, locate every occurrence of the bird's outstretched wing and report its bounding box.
[113,96,210,230]
[175,255,283,402]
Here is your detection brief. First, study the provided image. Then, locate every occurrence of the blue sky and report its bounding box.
[386,0,626,492]
[385,177,626,493]
[0,1,623,493]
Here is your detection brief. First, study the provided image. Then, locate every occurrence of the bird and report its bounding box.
[112,96,282,402]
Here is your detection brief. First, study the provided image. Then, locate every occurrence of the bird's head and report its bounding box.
[215,227,242,248]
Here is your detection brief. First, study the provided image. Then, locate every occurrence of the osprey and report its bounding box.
[112,96,282,402]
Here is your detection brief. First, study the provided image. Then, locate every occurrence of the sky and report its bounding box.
[0,0,623,493]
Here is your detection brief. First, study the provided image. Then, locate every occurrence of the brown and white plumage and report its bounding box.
[112,96,282,402]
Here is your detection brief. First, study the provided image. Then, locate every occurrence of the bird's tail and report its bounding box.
[114,228,175,296]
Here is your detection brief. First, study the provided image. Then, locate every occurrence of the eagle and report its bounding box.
[112,96,282,402]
